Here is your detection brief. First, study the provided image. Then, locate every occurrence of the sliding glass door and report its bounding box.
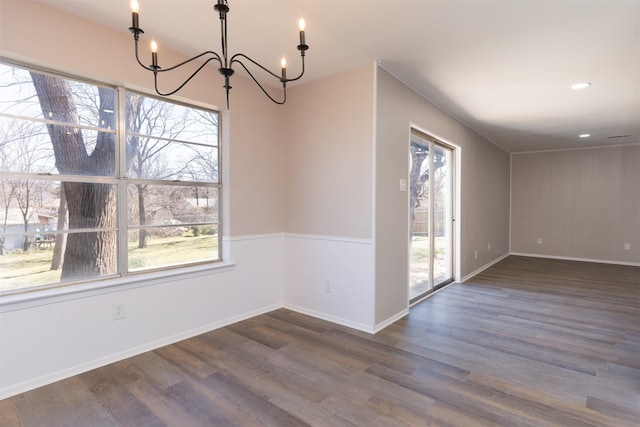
[409,131,454,304]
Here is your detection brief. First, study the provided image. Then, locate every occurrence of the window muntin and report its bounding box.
[0,61,221,294]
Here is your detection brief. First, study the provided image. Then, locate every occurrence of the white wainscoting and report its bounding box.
[0,235,284,399]
[283,233,376,333]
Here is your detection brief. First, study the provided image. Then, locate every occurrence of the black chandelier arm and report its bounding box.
[230,53,306,83]
[233,59,286,105]
[133,37,223,73]
[153,56,223,97]
[230,54,283,81]
[282,54,306,83]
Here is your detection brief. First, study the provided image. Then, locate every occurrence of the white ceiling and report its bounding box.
[38,0,640,152]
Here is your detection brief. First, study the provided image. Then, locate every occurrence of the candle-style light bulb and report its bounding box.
[150,40,158,68]
[281,57,287,80]
[131,0,140,29]
[298,18,306,46]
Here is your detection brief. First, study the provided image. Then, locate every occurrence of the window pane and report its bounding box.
[0,179,118,233]
[0,64,117,177]
[0,179,61,246]
[128,226,219,271]
[0,64,116,129]
[126,93,219,146]
[128,184,218,226]
[0,244,63,291]
[126,138,218,182]
[0,118,55,173]
[0,230,118,292]
[0,121,114,176]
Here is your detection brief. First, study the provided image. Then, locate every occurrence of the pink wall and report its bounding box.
[0,0,285,238]
[283,65,374,239]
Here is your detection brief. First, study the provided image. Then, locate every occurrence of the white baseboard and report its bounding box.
[373,308,409,333]
[509,252,640,267]
[461,253,510,282]
[283,303,376,334]
[284,303,410,335]
[0,303,281,400]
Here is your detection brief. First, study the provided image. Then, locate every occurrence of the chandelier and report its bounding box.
[128,0,309,107]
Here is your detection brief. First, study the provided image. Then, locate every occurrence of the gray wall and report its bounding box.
[511,145,640,264]
[375,67,511,324]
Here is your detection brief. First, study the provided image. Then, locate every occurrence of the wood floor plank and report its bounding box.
[365,363,543,427]
[10,377,117,427]
[154,343,218,379]
[127,351,188,389]
[320,394,412,427]
[176,334,289,401]
[424,401,498,427]
[586,395,640,424]
[461,372,637,427]
[0,398,21,427]
[3,255,638,426]
[86,384,165,427]
[165,378,264,427]
[269,390,358,427]
[365,395,432,426]
[200,372,309,426]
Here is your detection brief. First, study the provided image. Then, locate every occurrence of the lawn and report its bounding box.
[0,235,217,292]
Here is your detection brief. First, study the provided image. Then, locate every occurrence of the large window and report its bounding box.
[0,61,221,294]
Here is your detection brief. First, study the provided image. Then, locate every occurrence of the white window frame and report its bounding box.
[0,59,225,298]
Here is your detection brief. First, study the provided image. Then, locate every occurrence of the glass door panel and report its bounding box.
[409,132,454,304]
[432,144,453,288]
[409,137,430,300]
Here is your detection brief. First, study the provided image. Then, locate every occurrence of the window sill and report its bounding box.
[0,261,236,312]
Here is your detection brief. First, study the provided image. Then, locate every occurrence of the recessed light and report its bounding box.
[571,82,591,90]
[579,133,591,138]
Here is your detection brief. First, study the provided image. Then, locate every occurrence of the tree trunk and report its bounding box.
[50,185,68,270]
[22,222,30,252]
[30,73,118,279]
[137,184,147,249]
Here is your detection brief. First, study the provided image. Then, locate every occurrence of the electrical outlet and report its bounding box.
[474,250,478,260]
[112,303,126,320]
[488,243,491,251]
[537,238,543,244]
[624,243,631,250]
[324,279,332,293]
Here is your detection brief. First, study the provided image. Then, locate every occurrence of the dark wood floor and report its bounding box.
[2,256,639,426]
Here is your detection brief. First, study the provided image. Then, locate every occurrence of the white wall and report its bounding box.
[511,145,640,264]
[284,235,375,331]
[0,235,284,398]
